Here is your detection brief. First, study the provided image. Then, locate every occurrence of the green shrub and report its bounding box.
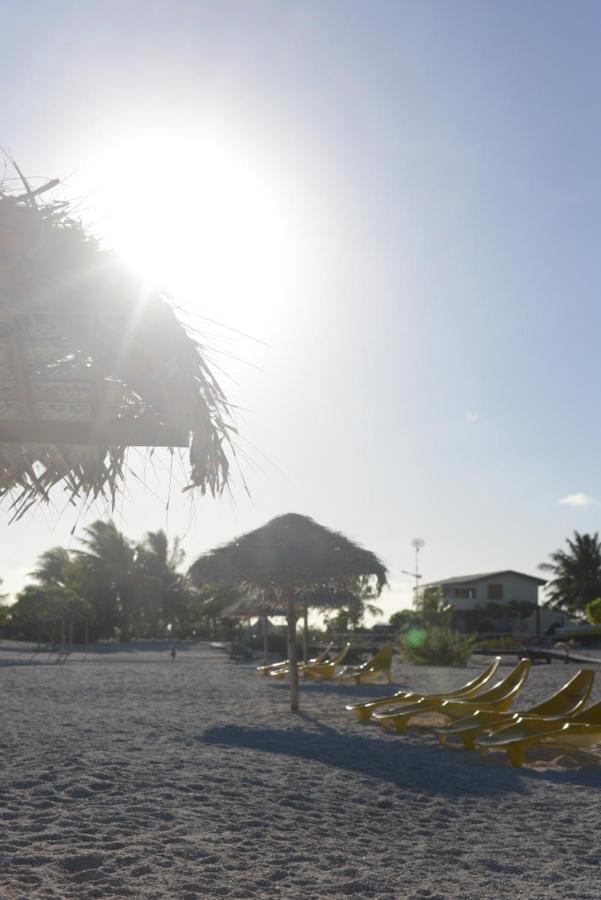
[472,635,520,652]
[401,625,476,666]
[586,597,601,624]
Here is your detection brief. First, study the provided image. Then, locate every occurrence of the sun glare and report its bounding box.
[81,135,288,329]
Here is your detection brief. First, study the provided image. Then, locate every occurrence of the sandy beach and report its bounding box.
[2,643,601,899]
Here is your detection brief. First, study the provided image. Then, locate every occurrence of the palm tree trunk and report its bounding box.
[286,590,299,712]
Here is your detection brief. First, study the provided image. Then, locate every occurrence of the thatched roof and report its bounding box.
[220,583,356,618]
[188,513,388,591]
[221,586,287,619]
[0,175,236,518]
[296,586,357,609]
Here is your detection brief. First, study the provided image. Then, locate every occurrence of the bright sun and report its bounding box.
[81,135,288,329]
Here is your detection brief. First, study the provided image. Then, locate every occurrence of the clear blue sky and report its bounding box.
[2,1,601,618]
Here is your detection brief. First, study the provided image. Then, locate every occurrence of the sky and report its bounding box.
[2,0,601,620]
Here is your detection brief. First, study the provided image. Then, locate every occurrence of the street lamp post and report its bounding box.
[401,538,425,597]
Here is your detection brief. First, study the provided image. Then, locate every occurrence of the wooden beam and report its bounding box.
[0,420,190,447]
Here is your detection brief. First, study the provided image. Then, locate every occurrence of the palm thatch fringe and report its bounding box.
[219,583,357,618]
[0,174,237,518]
[221,585,288,619]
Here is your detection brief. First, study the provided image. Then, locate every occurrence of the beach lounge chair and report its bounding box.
[257,642,333,676]
[270,643,351,681]
[373,658,531,733]
[475,696,601,767]
[435,668,594,749]
[300,643,352,680]
[335,645,394,684]
[345,656,502,722]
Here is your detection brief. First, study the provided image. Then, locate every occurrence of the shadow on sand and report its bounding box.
[201,719,529,798]
[265,679,409,699]
[203,714,601,792]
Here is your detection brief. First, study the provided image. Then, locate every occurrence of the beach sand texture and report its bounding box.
[1,643,601,899]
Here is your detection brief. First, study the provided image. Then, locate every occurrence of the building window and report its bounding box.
[452,587,476,599]
[488,583,503,601]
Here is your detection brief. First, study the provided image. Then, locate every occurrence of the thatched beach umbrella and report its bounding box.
[296,586,356,662]
[221,586,287,664]
[189,513,388,710]
[0,175,236,519]
[222,584,356,664]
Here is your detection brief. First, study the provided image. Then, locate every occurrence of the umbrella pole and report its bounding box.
[303,606,308,663]
[286,591,300,712]
[262,615,269,664]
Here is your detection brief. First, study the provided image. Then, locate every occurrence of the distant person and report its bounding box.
[171,644,176,662]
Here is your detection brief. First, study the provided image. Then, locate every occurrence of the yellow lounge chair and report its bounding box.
[475,696,601,767]
[301,643,352,680]
[373,658,531,733]
[346,656,501,722]
[435,668,594,749]
[335,645,394,685]
[257,642,333,676]
[271,644,351,681]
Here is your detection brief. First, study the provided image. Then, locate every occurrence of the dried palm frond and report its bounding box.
[0,174,237,518]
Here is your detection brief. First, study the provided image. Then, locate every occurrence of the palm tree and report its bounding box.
[29,546,72,587]
[347,575,383,628]
[28,546,91,647]
[539,531,601,617]
[134,530,190,634]
[74,521,136,639]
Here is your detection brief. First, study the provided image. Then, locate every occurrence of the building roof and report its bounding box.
[421,570,547,588]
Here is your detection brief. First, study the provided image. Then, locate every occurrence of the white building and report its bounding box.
[421,570,568,635]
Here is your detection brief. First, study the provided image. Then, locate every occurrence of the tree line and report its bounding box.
[2,526,600,647]
[0,521,199,645]
[0,521,384,647]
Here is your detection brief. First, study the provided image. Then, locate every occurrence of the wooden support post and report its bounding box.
[303,606,308,663]
[286,590,300,712]
[262,615,269,664]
